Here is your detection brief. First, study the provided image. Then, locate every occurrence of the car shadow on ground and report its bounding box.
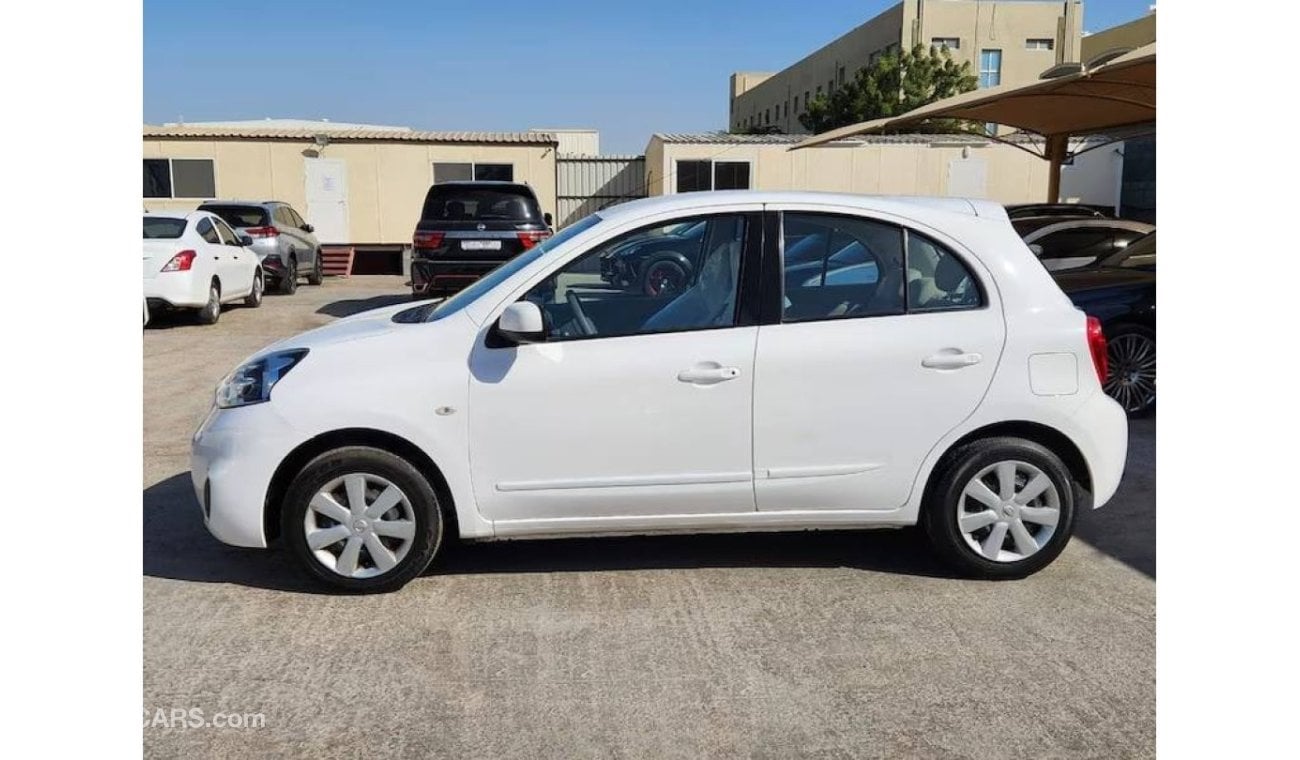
[316,293,412,318]
[1073,415,1156,578]
[144,472,960,594]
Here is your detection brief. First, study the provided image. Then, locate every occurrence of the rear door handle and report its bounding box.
[677,363,741,385]
[922,351,983,370]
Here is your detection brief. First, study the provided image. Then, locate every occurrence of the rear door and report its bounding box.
[752,206,1005,512]
[211,217,255,294]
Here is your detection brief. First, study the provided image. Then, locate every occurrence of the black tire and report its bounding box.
[282,446,444,593]
[279,255,299,295]
[922,437,1076,580]
[196,280,221,325]
[1103,324,1156,417]
[307,252,324,285]
[243,271,264,308]
[640,258,689,297]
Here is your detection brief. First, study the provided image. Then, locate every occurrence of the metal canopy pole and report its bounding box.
[1045,134,1069,202]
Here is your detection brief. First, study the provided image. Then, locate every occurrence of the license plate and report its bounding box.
[461,240,501,251]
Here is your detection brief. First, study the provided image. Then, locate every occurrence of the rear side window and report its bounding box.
[203,205,269,228]
[420,187,540,222]
[195,218,220,244]
[906,234,982,311]
[781,213,905,322]
[143,217,186,239]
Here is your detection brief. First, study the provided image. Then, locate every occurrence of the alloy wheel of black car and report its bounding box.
[642,259,687,297]
[1103,325,1156,416]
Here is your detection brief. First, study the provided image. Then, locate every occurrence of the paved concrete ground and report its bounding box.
[144,276,1155,759]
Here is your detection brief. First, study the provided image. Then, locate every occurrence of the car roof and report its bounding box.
[199,200,284,208]
[596,190,1008,224]
[430,181,537,193]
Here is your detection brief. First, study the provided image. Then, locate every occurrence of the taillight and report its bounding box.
[244,226,279,238]
[413,231,445,249]
[1086,316,1108,385]
[517,230,551,250]
[161,250,196,272]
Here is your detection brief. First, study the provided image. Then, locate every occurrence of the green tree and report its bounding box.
[730,123,785,136]
[799,44,979,134]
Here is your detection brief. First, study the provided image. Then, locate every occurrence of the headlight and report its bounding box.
[215,349,309,409]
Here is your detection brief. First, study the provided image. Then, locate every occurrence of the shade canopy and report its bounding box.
[792,43,1156,150]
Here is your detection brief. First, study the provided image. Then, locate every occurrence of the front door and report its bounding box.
[468,212,762,523]
[753,209,1005,512]
[304,158,349,244]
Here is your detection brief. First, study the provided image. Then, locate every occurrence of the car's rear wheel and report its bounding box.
[283,446,444,593]
[1103,324,1156,416]
[307,253,324,285]
[243,271,264,308]
[196,280,221,325]
[279,255,299,295]
[922,437,1076,579]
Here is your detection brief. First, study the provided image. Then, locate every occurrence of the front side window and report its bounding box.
[212,218,237,245]
[522,215,748,340]
[781,213,904,322]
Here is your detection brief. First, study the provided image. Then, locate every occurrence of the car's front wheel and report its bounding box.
[283,446,444,592]
[922,437,1076,579]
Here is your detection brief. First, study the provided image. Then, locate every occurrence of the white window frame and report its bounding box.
[931,37,961,50]
[671,159,754,194]
[979,49,1003,88]
[1025,38,1055,51]
[431,162,516,183]
[144,157,217,200]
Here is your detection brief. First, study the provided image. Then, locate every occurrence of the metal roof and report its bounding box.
[143,125,557,145]
[652,132,1038,146]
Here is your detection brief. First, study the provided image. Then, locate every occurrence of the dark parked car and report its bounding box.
[1052,231,1156,416]
[1005,202,1113,220]
[410,182,552,299]
[1014,216,1154,273]
[598,220,707,296]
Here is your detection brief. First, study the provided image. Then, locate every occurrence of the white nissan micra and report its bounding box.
[192,191,1128,592]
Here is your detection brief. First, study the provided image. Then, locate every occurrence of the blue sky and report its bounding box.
[144,0,1151,154]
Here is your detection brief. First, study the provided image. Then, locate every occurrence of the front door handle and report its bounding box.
[922,351,983,370]
[677,363,741,385]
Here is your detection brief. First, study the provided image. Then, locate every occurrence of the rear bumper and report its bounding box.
[1071,390,1129,508]
[411,258,504,295]
[143,272,206,309]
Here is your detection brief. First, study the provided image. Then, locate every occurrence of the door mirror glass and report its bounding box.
[495,301,546,344]
[238,235,254,247]
[302,223,314,233]
[543,212,553,227]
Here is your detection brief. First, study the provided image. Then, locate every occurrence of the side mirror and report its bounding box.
[302,223,315,233]
[1028,243,1044,256]
[494,301,546,344]
[238,235,254,247]
[543,212,553,228]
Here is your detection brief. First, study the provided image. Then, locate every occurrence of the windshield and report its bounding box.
[426,214,603,322]
[143,216,186,239]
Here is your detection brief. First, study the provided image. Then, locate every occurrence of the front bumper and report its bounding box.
[190,404,299,548]
[411,258,503,295]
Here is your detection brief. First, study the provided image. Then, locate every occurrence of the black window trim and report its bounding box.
[764,209,988,326]
[143,157,217,199]
[496,211,765,347]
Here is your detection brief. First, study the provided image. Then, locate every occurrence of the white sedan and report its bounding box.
[143,211,264,325]
[192,191,1128,591]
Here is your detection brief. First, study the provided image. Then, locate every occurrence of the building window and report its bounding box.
[816,85,823,97]
[765,109,771,124]
[804,90,811,106]
[979,49,1003,88]
[434,162,514,182]
[784,101,789,119]
[143,158,216,199]
[932,37,960,50]
[675,160,751,193]
[1025,38,1054,50]
[794,95,799,112]
[837,66,846,85]
[827,79,834,93]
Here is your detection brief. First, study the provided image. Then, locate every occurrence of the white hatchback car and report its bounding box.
[192,192,1128,591]
[144,211,265,324]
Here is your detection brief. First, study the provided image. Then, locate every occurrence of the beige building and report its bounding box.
[644,132,1119,207]
[730,0,1084,134]
[143,122,559,249]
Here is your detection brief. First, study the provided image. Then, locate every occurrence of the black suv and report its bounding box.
[410,182,552,298]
